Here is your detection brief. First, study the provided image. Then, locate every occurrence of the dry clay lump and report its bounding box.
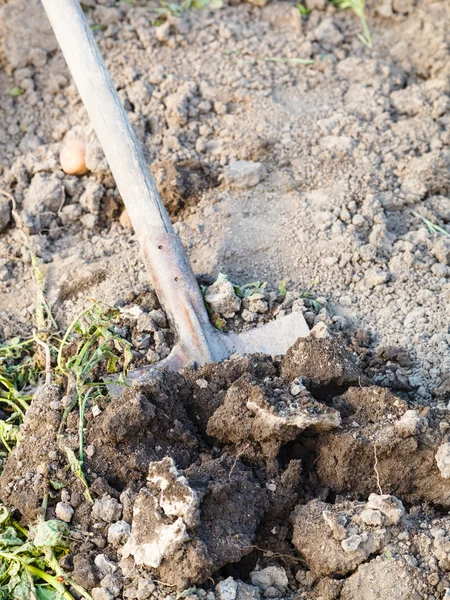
[291,494,404,578]
[281,327,362,388]
[207,373,340,462]
[314,385,450,507]
[291,494,424,600]
[121,455,266,588]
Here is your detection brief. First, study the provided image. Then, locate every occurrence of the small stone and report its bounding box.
[94,554,117,578]
[223,160,266,189]
[107,520,131,548]
[236,581,260,600]
[310,322,330,339]
[155,21,171,42]
[80,181,104,215]
[101,573,122,596]
[0,197,11,232]
[205,279,241,316]
[242,309,257,322]
[92,405,102,418]
[92,495,122,523]
[80,213,97,230]
[359,508,384,527]
[247,293,268,314]
[341,534,363,553]
[251,567,288,593]
[432,237,450,265]
[136,577,156,600]
[290,381,306,396]
[198,100,212,113]
[395,410,427,438]
[55,501,74,523]
[313,18,343,46]
[214,101,227,115]
[305,0,327,7]
[216,577,238,600]
[436,442,450,479]
[365,268,391,288]
[366,493,405,525]
[92,588,114,600]
[263,587,280,598]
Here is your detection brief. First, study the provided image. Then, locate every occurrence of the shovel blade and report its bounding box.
[107,311,309,397]
[223,310,310,357]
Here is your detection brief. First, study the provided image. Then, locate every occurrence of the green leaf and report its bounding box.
[278,279,288,297]
[213,317,226,331]
[0,506,10,527]
[9,88,25,97]
[0,527,25,547]
[296,3,311,15]
[33,521,69,549]
[49,480,65,491]
[10,569,38,600]
[36,587,66,600]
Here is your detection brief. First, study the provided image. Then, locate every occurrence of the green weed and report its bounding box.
[301,291,323,313]
[296,3,311,15]
[330,0,372,48]
[411,210,450,237]
[9,88,24,98]
[278,279,288,297]
[0,503,92,599]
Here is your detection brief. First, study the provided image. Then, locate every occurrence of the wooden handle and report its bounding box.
[40,0,173,240]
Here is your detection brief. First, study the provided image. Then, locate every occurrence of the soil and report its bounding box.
[1,0,450,599]
[2,331,450,599]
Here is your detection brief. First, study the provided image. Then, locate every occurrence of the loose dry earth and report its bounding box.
[1,0,450,599]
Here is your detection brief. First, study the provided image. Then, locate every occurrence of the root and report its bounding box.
[373,444,383,495]
[228,443,250,481]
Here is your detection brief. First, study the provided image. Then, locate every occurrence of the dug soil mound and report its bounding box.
[2,328,450,599]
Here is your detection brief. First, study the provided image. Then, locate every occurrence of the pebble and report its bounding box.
[0,197,11,232]
[366,493,405,525]
[395,410,428,438]
[341,534,363,552]
[432,237,450,265]
[91,588,114,600]
[205,279,241,316]
[107,520,131,548]
[92,495,122,523]
[435,443,450,479]
[222,160,266,189]
[360,508,384,527]
[216,577,238,600]
[136,577,156,599]
[365,268,391,289]
[55,501,74,523]
[251,566,288,593]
